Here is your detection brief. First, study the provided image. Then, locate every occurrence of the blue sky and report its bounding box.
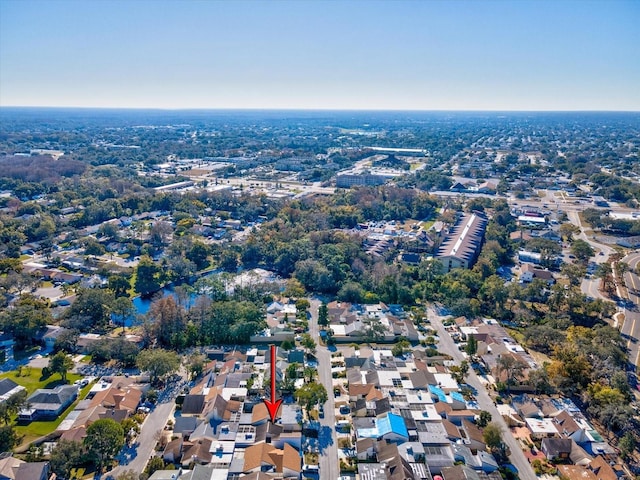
[1,0,638,110]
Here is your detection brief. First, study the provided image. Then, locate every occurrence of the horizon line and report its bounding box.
[1,105,639,114]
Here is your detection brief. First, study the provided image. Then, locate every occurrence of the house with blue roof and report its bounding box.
[356,412,409,444]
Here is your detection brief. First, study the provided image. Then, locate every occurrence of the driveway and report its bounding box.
[427,306,537,480]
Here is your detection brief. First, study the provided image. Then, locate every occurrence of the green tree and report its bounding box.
[300,333,316,353]
[0,390,28,425]
[186,353,206,380]
[115,470,140,480]
[0,294,51,350]
[595,263,615,296]
[145,456,166,475]
[186,241,210,270]
[294,382,328,414]
[50,439,87,479]
[284,278,306,298]
[561,263,587,287]
[559,223,579,241]
[49,351,74,382]
[303,366,317,382]
[483,422,504,452]
[89,337,140,367]
[570,239,595,263]
[108,275,131,298]
[54,329,80,354]
[136,349,181,385]
[84,418,125,470]
[619,431,636,460]
[134,256,163,296]
[112,296,134,334]
[280,339,295,351]
[392,339,410,357]
[219,249,239,272]
[465,335,478,356]
[476,410,492,428]
[496,354,526,394]
[63,287,116,332]
[0,425,19,453]
[318,303,329,326]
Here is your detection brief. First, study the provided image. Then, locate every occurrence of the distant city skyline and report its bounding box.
[1,0,639,111]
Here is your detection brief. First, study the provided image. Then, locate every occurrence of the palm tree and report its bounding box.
[303,366,316,382]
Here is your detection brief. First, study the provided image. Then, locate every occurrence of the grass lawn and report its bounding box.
[0,367,82,395]
[421,219,435,230]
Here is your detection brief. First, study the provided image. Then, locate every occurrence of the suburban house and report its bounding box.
[0,456,25,480]
[19,385,78,421]
[239,442,301,478]
[520,264,555,285]
[542,438,573,461]
[0,379,26,404]
[14,461,50,480]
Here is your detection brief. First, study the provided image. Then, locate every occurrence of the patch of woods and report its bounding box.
[0,155,86,184]
[583,208,640,236]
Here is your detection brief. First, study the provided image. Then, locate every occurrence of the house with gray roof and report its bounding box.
[0,379,26,404]
[19,384,78,421]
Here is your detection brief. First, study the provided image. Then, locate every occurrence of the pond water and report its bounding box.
[125,270,222,325]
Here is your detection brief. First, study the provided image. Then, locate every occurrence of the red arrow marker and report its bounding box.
[263,344,282,423]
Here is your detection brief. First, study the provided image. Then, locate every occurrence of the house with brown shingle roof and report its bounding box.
[356,437,376,461]
[460,419,486,453]
[349,383,377,401]
[162,437,183,464]
[180,438,213,467]
[0,455,25,480]
[557,465,597,480]
[442,419,463,442]
[242,442,301,477]
[553,410,589,443]
[202,394,229,422]
[90,381,143,416]
[60,426,86,443]
[252,402,278,425]
[589,455,618,480]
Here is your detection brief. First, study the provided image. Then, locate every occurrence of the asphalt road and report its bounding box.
[427,306,537,480]
[566,208,615,302]
[105,399,175,478]
[105,371,189,479]
[308,298,339,480]
[565,209,640,371]
[621,252,640,370]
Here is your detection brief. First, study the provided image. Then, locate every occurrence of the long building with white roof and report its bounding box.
[436,213,488,273]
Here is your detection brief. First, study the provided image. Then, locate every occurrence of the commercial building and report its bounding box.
[336,174,387,188]
[437,213,488,273]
